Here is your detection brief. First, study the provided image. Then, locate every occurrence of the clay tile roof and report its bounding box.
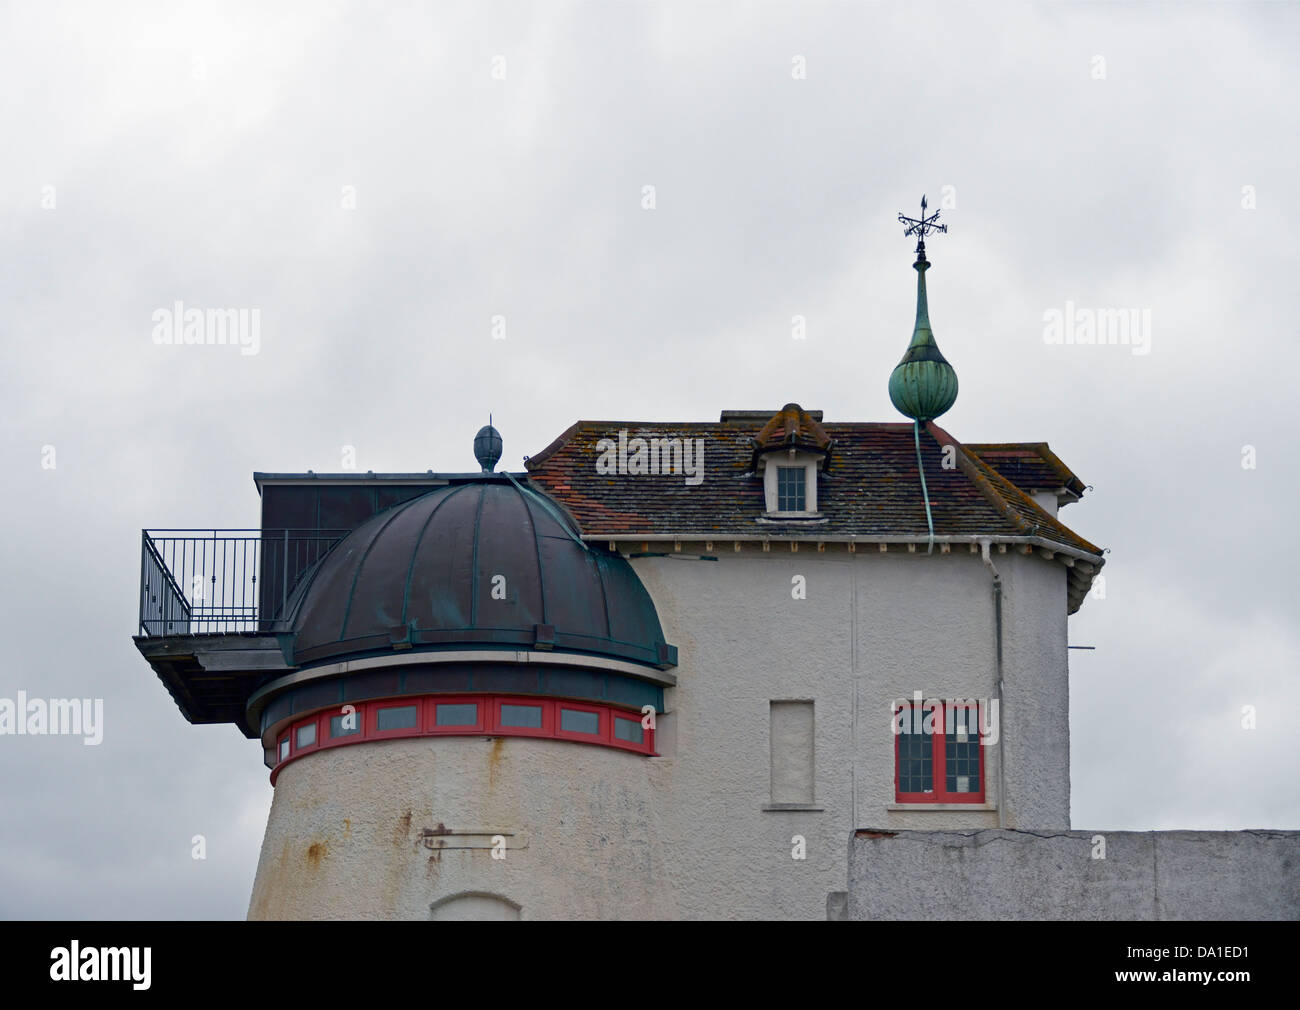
[524,414,1105,613]
[964,442,1086,498]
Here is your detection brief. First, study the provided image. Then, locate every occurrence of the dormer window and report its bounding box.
[751,403,833,520]
[777,466,805,512]
[760,449,822,517]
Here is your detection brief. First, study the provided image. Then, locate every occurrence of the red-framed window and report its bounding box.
[893,700,985,803]
[372,701,420,736]
[327,707,363,742]
[609,711,648,753]
[555,700,604,743]
[489,697,552,738]
[295,718,319,753]
[430,696,486,734]
[268,694,655,783]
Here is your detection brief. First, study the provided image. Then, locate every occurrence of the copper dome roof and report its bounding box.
[285,477,675,670]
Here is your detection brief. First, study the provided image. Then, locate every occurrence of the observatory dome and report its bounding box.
[284,476,674,671]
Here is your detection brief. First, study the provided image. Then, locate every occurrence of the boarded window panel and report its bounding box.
[770,701,815,804]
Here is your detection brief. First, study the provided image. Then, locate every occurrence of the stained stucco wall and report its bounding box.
[848,829,1300,920]
[249,736,674,920]
[249,545,1072,920]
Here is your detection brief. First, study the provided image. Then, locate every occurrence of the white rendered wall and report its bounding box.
[249,546,1071,920]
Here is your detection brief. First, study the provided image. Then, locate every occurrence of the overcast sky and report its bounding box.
[2,1,1296,919]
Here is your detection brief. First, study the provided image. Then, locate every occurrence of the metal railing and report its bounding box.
[138,529,348,637]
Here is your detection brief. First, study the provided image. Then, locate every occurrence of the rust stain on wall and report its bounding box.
[394,809,412,845]
[488,737,505,791]
[306,841,327,866]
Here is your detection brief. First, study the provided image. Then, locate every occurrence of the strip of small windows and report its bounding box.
[269,694,655,780]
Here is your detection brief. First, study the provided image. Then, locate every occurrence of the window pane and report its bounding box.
[945,707,981,793]
[436,703,478,727]
[500,703,542,729]
[296,722,316,749]
[278,737,289,761]
[614,718,643,743]
[560,709,599,735]
[898,709,933,793]
[777,467,806,512]
[330,713,361,738]
[376,705,418,731]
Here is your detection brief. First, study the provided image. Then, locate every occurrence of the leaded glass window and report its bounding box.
[777,466,806,512]
[897,710,933,793]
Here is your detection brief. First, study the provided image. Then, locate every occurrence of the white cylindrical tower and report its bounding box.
[244,459,678,920]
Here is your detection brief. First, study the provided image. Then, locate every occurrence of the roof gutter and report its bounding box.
[589,533,1103,566]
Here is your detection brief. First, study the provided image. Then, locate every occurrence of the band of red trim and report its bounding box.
[270,693,656,783]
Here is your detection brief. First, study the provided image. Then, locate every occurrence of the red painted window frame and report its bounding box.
[270,694,655,783]
[490,697,552,738]
[608,711,649,754]
[893,700,985,804]
[318,707,362,748]
[294,717,320,753]
[429,695,487,734]
[555,700,605,743]
[372,700,422,737]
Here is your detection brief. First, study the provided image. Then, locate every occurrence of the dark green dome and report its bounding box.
[285,478,675,670]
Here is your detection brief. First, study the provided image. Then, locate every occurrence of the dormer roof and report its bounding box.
[752,403,833,464]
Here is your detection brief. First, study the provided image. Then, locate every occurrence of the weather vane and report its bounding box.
[898,194,947,260]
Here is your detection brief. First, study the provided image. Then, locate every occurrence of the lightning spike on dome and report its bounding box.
[474,417,503,472]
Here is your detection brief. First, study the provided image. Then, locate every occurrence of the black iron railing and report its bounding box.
[138,529,348,636]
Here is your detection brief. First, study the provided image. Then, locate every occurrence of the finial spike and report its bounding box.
[889,192,957,422]
[898,194,947,262]
[474,419,503,473]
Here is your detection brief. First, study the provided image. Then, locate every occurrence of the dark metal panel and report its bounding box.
[319,485,375,531]
[475,484,545,631]
[404,485,479,636]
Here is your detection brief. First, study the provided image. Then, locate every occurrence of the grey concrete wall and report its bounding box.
[849,829,1300,920]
